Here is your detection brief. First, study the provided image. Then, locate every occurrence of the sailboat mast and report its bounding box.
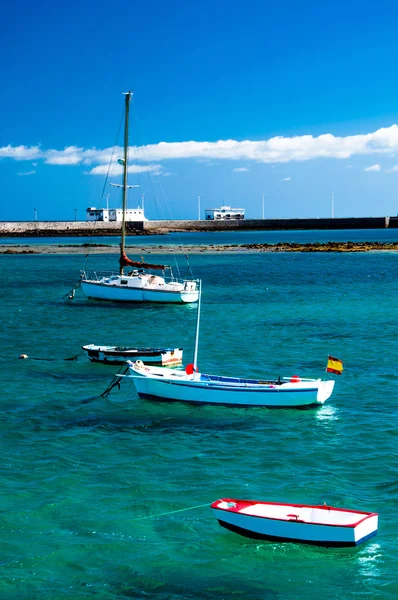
[120,90,132,275]
[193,280,202,372]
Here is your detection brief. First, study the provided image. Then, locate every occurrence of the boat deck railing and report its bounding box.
[81,270,198,284]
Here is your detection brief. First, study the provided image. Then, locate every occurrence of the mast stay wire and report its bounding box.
[64,106,126,299]
[82,106,125,272]
[131,108,192,281]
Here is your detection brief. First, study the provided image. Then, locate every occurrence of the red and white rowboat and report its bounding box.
[211,498,378,547]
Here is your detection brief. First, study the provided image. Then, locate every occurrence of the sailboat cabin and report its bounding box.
[86,207,146,222]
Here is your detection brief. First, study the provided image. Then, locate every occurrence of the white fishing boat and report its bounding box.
[125,282,336,408]
[80,91,199,304]
[82,344,183,366]
[127,364,334,407]
[211,498,378,547]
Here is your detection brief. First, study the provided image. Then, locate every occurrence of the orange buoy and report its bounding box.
[290,375,301,383]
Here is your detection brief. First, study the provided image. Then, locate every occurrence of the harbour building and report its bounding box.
[204,206,245,220]
[86,207,146,222]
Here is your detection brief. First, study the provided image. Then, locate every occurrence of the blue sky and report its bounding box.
[2,0,398,221]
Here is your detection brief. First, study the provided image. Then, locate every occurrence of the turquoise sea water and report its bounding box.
[3,227,398,246]
[1,239,398,599]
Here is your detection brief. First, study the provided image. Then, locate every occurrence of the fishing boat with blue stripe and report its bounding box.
[125,282,340,408]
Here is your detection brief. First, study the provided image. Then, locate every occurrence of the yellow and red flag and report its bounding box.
[326,355,343,375]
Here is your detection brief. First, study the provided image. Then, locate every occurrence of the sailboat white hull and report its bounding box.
[127,365,335,407]
[81,280,199,304]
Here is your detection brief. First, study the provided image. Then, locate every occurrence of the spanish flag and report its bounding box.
[326,355,343,375]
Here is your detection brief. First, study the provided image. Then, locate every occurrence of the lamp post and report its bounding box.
[74,208,77,221]
[34,208,37,222]
[332,192,334,219]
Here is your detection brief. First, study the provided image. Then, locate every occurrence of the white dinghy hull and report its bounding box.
[211,499,378,547]
[127,364,335,408]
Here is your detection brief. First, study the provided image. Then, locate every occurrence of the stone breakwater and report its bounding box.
[1,215,398,237]
[2,241,398,255]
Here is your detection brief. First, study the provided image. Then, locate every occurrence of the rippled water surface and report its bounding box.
[0,245,397,599]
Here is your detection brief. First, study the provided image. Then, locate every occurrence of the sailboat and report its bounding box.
[125,282,336,408]
[80,91,199,304]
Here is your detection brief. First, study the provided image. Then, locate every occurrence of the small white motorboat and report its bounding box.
[82,344,183,366]
[211,498,378,547]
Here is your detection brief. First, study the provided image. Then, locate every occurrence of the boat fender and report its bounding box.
[290,375,301,383]
[135,360,145,369]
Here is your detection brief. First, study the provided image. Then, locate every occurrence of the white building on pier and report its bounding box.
[86,207,146,222]
[204,206,245,220]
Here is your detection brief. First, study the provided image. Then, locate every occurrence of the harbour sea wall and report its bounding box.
[1,216,398,237]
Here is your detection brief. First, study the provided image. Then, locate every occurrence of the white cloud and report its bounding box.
[17,170,36,176]
[5,123,398,168]
[281,176,292,181]
[232,166,249,172]
[364,164,381,172]
[0,145,42,160]
[88,163,164,176]
[386,165,398,173]
[45,146,85,165]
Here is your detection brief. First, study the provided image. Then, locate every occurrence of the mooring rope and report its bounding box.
[130,502,210,522]
[100,364,130,397]
[63,352,84,361]
[19,352,85,362]
[62,279,81,301]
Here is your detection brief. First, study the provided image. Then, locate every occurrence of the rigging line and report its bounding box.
[82,105,125,267]
[131,110,183,279]
[132,109,197,280]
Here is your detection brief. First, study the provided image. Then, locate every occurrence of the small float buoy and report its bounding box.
[19,354,28,360]
[290,375,301,383]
